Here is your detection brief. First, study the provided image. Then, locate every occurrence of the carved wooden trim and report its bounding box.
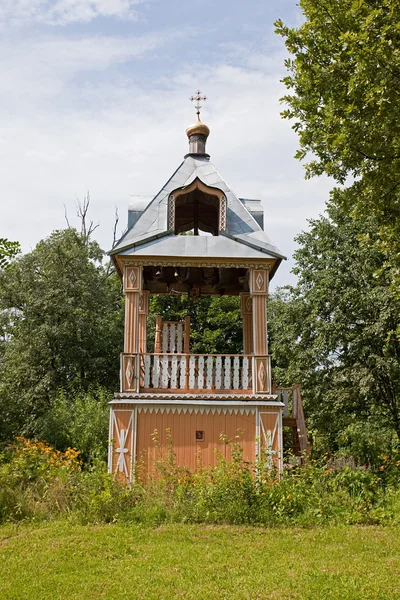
[139,290,150,315]
[253,356,272,394]
[240,293,253,316]
[168,194,175,231]
[219,195,227,232]
[121,353,140,393]
[123,265,142,292]
[249,269,269,295]
[109,408,135,482]
[121,258,273,270]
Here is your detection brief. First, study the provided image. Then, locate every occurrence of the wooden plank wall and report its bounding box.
[136,411,257,472]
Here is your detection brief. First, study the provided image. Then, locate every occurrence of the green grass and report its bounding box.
[1,523,400,599]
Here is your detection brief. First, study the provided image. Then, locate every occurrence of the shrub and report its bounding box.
[0,434,399,526]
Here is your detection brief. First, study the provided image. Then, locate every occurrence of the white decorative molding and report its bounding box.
[110,410,134,480]
[219,195,227,232]
[136,406,256,416]
[168,194,175,231]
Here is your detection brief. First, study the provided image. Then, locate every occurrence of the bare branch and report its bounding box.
[106,207,120,277]
[76,191,99,243]
[63,204,71,229]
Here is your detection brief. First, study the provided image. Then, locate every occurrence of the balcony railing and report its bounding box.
[121,353,272,395]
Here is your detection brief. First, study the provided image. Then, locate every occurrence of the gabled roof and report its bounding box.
[110,154,285,267]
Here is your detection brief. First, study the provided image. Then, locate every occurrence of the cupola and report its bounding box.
[186,90,210,156]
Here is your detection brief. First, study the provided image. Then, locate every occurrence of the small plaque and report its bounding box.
[196,430,205,441]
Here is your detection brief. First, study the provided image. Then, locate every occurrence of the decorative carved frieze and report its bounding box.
[121,258,273,271]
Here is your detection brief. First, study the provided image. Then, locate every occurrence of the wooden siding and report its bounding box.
[135,410,257,472]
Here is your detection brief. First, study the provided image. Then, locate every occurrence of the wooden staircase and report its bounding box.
[276,384,310,462]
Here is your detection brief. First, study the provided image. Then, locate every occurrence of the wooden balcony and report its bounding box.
[121,353,272,395]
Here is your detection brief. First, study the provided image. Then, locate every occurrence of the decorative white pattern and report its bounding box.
[111,410,134,479]
[233,357,240,389]
[206,356,213,389]
[215,356,222,389]
[169,323,176,353]
[116,429,129,474]
[256,272,264,290]
[137,406,256,415]
[143,354,151,388]
[219,195,227,231]
[161,355,169,388]
[224,356,231,389]
[189,356,196,389]
[198,356,204,390]
[259,412,279,470]
[131,354,255,392]
[179,355,186,388]
[170,355,178,388]
[153,355,160,388]
[162,323,169,353]
[176,324,183,353]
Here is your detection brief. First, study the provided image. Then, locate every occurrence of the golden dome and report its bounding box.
[186,115,210,138]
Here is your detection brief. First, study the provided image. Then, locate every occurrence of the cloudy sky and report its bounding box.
[0,0,333,288]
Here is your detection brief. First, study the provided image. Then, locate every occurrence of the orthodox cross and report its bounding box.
[190,89,207,118]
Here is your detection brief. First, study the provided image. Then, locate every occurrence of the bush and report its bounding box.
[0,435,399,526]
[36,386,110,463]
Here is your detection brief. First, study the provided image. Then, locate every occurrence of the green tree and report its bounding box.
[269,202,400,456]
[275,0,400,292]
[0,228,124,442]
[148,295,242,354]
[0,238,20,269]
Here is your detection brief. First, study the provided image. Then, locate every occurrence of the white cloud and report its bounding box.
[0,0,146,27]
[0,28,333,288]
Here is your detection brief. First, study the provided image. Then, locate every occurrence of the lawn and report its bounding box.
[1,523,399,600]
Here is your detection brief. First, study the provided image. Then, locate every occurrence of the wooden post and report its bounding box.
[123,264,142,355]
[184,315,191,389]
[154,315,163,354]
[139,291,150,354]
[184,315,191,354]
[249,269,269,356]
[240,293,253,354]
[121,264,142,393]
[249,268,270,393]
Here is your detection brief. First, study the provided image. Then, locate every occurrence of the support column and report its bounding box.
[250,268,271,393]
[122,264,142,392]
[240,293,253,355]
[123,265,142,353]
[139,291,149,354]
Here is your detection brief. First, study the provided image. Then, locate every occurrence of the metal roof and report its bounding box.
[111,154,285,263]
[118,232,279,261]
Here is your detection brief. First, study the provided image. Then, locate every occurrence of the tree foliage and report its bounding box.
[275,0,400,290]
[0,238,20,269]
[0,228,124,442]
[269,202,400,456]
[148,295,242,354]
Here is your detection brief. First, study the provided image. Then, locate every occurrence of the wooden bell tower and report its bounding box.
[108,95,308,481]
